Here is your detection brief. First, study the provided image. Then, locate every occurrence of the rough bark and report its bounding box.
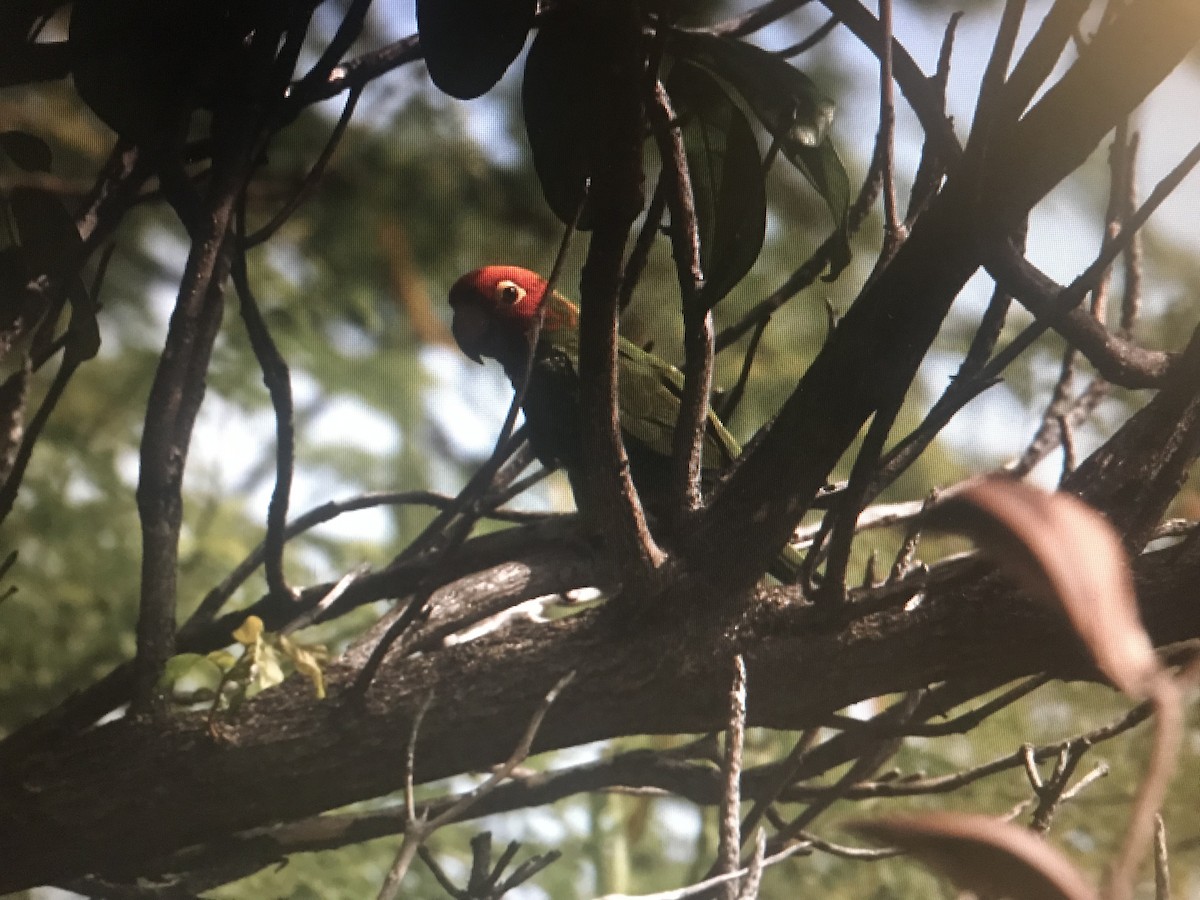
[0,536,1197,892]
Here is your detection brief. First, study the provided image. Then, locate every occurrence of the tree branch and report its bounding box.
[576,3,665,578]
[689,0,1200,593]
[2,537,1197,892]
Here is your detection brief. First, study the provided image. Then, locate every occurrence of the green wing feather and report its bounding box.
[540,294,740,472]
[537,293,800,582]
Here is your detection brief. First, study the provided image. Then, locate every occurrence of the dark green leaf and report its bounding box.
[522,11,602,228]
[417,0,536,100]
[667,61,766,307]
[787,137,852,279]
[0,132,52,173]
[69,0,231,138]
[672,31,852,277]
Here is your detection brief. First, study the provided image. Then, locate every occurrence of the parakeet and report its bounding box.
[448,265,802,581]
[449,265,740,511]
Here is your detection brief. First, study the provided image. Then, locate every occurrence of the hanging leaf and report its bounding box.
[70,0,232,138]
[0,131,52,173]
[852,812,1097,900]
[671,31,851,277]
[926,478,1161,699]
[522,10,604,228]
[417,0,536,100]
[666,61,766,308]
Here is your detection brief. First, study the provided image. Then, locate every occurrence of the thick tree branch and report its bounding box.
[985,244,1178,387]
[132,224,234,714]
[689,0,1200,593]
[1,537,1198,892]
[2,517,594,760]
[576,3,665,577]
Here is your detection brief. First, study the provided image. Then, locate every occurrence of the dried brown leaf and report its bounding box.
[927,478,1160,698]
[851,811,1097,900]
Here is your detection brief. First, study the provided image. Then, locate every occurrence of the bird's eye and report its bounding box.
[495,280,526,306]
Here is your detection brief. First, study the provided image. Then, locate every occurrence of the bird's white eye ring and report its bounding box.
[495,280,526,306]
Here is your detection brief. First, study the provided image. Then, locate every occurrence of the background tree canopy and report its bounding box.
[1,0,1200,897]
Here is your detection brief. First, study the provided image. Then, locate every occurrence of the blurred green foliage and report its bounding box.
[1,1,1199,897]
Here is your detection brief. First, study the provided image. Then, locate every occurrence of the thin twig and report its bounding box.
[989,134,1200,371]
[184,489,546,631]
[301,0,373,89]
[1057,412,1076,482]
[716,656,748,899]
[778,16,839,57]
[716,317,768,424]
[875,0,902,253]
[887,489,936,582]
[771,692,918,845]
[735,829,767,900]
[966,0,1027,165]
[377,690,435,900]
[816,396,903,606]
[245,86,362,248]
[904,11,961,224]
[0,349,81,525]
[592,841,811,900]
[817,0,962,165]
[1119,131,1143,337]
[1012,345,1076,478]
[715,129,885,353]
[281,564,370,635]
[796,830,901,861]
[648,80,710,517]
[621,176,668,312]
[406,691,435,825]
[739,728,821,849]
[1154,814,1171,900]
[1059,761,1109,804]
[433,670,576,831]
[711,0,814,38]
[377,671,576,900]
[350,590,433,699]
[1028,741,1086,834]
[232,226,296,603]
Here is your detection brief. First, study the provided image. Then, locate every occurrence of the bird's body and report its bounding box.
[449,265,803,581]
[448,266,738,513]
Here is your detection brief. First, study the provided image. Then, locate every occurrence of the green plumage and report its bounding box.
[448,266,801,581]
[526,293,739,492]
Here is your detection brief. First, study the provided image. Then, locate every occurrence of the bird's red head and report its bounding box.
[449,266,561,365]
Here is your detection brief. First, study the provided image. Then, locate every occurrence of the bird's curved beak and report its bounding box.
[450,301,489,364]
